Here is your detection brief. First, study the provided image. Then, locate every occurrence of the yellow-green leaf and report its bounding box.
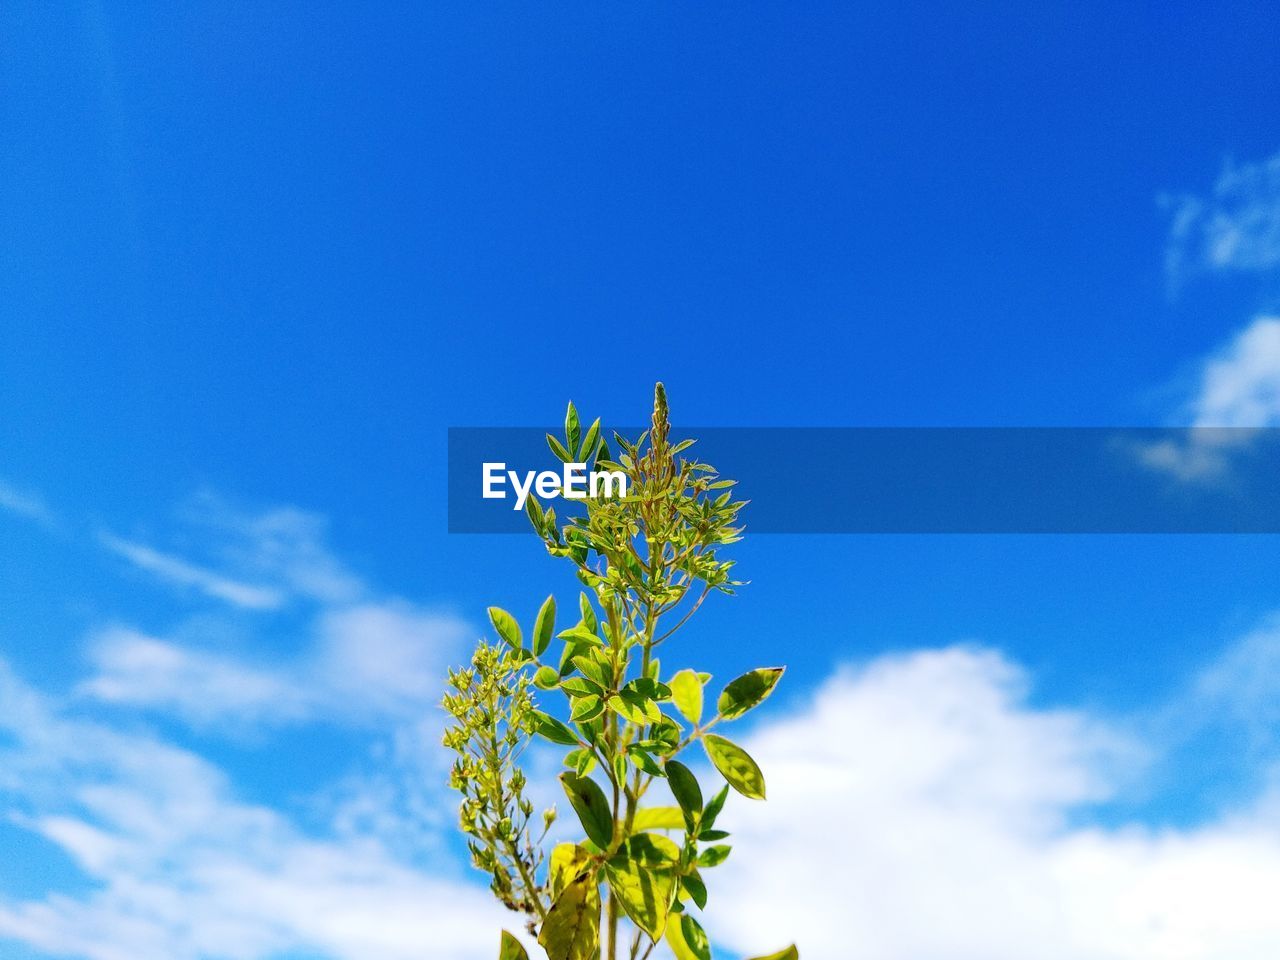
[570,695,605,723]
[533,595,557,657]
[572,655,608,688]
[703,734,766,800]
[631,806,684,831]
[717,667,784,721]
[558,625,603,647]
[746,947,799,960]
[670,669,704,725]
[538,870,601,960]
[608,690,662,725]
[499,930,530,960]
[488,607,522,650]
[604,833,679,939]
[666,912,711,960]
[549,843,594,897]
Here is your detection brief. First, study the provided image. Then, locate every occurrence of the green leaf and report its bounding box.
[499,930,529,960]
[558,641,583,677]
[631,807,685,832]
[717,667,784,721]
[604,833,679,939]
[650,717,684,755]
[580,418,601,465]
[560,773,614,849]
[626,677,673,702]
[575,714,603,745]
[547,433,573,463]
[561,677,603,698]
[578,592,598,632]
[703,734,766,800]
[572,655,608,688]
[627,745,665,777]
[524,493,544,531]
[570,695,605,723]
[697,844,731,868]
[538,868,601,960]
[533,711,581,746]
[665,760,703,829]
[670,669,704,725]
[565,402,581,458]
[681,871,708,911]
[702,785,729,829]
[487,607,522,650]
[558,625,603,647]
[745,948,799,960]
[534,666,561,690]
[533,595,557,657]
[667,913,712,960]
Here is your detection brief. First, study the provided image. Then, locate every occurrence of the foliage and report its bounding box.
[444,384,797,960]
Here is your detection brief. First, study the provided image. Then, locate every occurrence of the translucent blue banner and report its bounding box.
[448,427,1280,533]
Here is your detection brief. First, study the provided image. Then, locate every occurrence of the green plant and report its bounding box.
[444,384,797,960]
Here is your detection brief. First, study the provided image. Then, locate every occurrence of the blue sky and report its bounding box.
[3,3,1280,959]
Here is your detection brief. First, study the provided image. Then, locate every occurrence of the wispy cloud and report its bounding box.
[0,479,58,528]
[79,602,469,730]
[78,628,311,728]
[1165,150,1280,286]
[179,492,366,606]
[1188,615,1280,748]
[99,534,287,610]
[97,494,367,612]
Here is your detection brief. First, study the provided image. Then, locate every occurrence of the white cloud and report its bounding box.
[82,497,473,730]
[1166,150,1280,284]
[18,492,1280,960]
[0,657,516,960]
[1136,316,1280,480]
[99,534,287,611]
[1186,316,1280,429]
[703,645,1280,960]
[17,620,1280,960]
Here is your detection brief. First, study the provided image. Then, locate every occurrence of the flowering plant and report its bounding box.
[444,385,796,960]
